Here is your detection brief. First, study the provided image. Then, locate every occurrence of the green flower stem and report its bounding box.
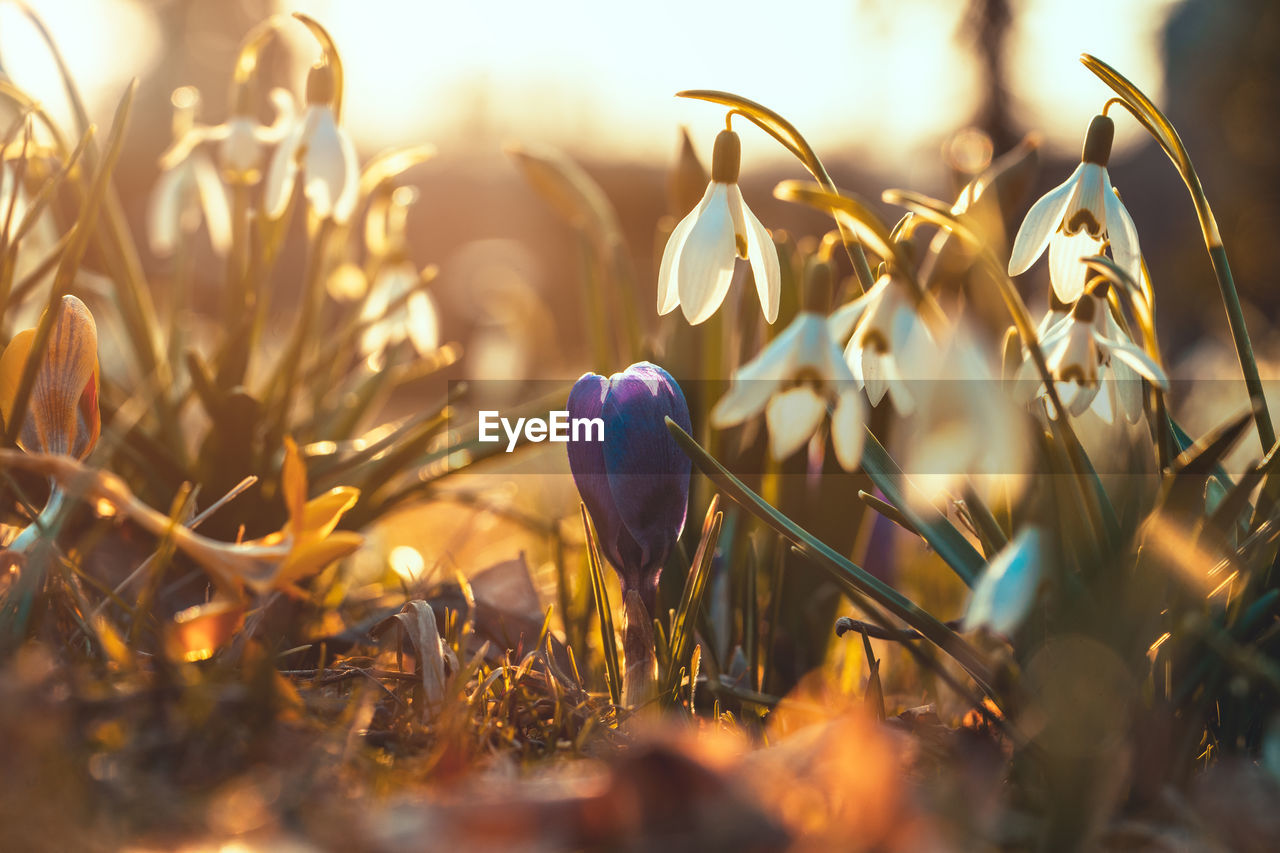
[263,219,335,456]
[1082,54,1275,455]
[666,418,996,693]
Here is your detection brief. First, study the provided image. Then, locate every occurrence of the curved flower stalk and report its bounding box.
[0,438,363,596]
[1008,114,1141,303]
[711,263,864,469]
[828,270,938,416]
[963,526,1043,636]
[264,61,359,225]
[1016,289,1166,423]
[657,126,781,325]
[567,363,691,704]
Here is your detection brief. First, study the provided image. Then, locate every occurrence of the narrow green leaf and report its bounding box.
[664,496,723,700]
[581,505,622,706]
[666,418,994,690]
[860,431,983,586]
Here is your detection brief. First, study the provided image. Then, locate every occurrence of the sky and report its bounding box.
[0,0,1180,168]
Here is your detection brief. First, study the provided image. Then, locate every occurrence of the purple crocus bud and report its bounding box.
[566,362,692,615]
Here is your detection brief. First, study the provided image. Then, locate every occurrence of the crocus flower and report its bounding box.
[0,294,99,460]
[567,362,691,614]
[657,127,781,325]
[711,266,865,469]
[1008,114,1141,303]
[264,62,359,224]
[0,438,362,596]
[1,295,100,551]
[828,271,936,415]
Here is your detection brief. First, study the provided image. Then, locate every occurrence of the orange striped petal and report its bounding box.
[0,296,100,458]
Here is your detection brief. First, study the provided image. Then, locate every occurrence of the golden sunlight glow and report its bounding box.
[0,0,160,132]
[0,1,1178,167]
[389,544,425,582]
[281,0,1176,165]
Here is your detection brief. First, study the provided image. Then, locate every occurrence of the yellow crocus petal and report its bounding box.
[167,598,246,662]
[281,435,308,538]
[274,531,364,590]
[300,486,360,538]
[0,328,35,428]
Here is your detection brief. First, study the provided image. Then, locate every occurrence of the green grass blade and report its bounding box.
[581,505,622,707]
[664,496,723,700]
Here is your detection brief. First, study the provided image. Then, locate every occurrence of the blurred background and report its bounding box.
[1,0,1278,454]
[5,0,1274,362]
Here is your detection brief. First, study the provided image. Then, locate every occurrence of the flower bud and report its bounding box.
[566,362,691,613]
[0,295,100,459]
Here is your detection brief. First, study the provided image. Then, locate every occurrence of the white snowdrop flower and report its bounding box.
[1018,290,1166,422]
[657,127,781,326]
[828,271,936,416]
[1008,115,1141,303]
[711,268,864,469]
[147,87,231,256]
[158,86,295,186]
[264,63,359,224]
[359,262,440,371]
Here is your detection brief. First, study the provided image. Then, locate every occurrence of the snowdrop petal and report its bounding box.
[1048,228,1104,303]
[1103,173,1143,287]
[1064,163,1107,237]
[830,388,866,471]
[677,184,737,325]
[765,386,827,461]
[1009,165,1080,275]
[861,349,889,407]
[263,118,306,220]
[1103,335,1168,388]
[733,184,781,323]
[709,320,803,427]
[657,185,713,315]
[192,154,232,254]
[1112,362,1144,423]
[963,528,1043,636]
[827,288,877,343]
[1089,374,1116,424]
[303,109,359,224]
